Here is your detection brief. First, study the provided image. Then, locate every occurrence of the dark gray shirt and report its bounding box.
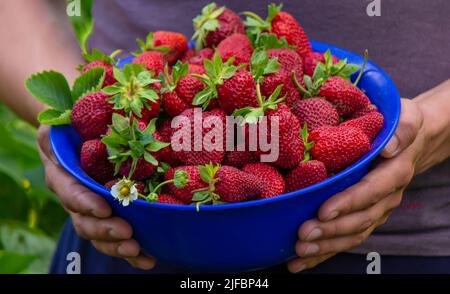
[91,0,450,255]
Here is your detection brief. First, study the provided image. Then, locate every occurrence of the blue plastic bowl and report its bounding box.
[50,41,400,273]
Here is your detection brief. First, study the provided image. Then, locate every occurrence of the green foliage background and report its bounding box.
[0,0,95,273]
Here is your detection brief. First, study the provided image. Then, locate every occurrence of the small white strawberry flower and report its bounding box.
[111,178,138,207]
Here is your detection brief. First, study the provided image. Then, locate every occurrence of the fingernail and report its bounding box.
[384,135,399,156]
[109,228,120,239]
[118,244,134,257]
[304,243,320,256]
[305,228,323,241]
[296,264,306,273]
[325,210,339,221]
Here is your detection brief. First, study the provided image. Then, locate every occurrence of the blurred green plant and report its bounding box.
[0,103,67,273]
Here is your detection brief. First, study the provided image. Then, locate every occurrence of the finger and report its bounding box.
[317,157,413,221]
[91,239,141,258]
[43,161,111,218]
[126,256,157,270]
[71,213,133,241]
[287,253,335,273]
[382,99,424,158]
[37,125,58,165]
[300,191,402,241]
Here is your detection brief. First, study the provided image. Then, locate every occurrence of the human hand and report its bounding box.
[37,125,156,270]
[288,99,426,273]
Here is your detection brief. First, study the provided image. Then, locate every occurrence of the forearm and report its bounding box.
[414,79,450,174]
[0,0,83,126]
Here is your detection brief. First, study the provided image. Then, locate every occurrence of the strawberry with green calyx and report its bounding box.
[233,84,305,169]
[310,49,367,83]
[250,49,281,83]
[160,61,207,116]
[145,170,189,203]
[134,32,171,56]
[249,33,292,51]
[25,67,106,127]
[102,64,161,121]
[191,51,243,110]
[81,48,122,87]
[284,123,328,192]
[260,48,303,107]
[165,166,209,203]
[192,3,245,50]
[191,163,263,209]
[244,3,312,57]
[232,83,285,124]
[101,113,169,180]
[152,31,188,65]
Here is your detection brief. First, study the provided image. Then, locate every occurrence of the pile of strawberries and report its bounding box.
[27,3,384,207]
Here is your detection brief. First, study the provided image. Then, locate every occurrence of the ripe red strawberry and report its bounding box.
[81,49,121,87]
[105,179,146,194]
[155,120,181,166]
[165,166,206,203]
[119,156,158,181]
[80,139,114,184]
[153,31,188,64]
[234,85,304,169]
[181,49,196,63]
[303,52,340,77]
[341,111,384,142]
[243,163,285,198]
[187,64,205,75]
[172,108,226,165]
[217,70,258,114]
[161,62,205,117]
[71,92,113,141]
[310,126,371,172]
[244,4,311,58]
[261,104,304,169]
[187,48,215,66]
[157,194,187,205]
[319,76,370,118]
[351,103,378,119]
[285,160,327,192]
[82,61,115,87]
[214,165,263,203]
[193,3,245,49]
[223,149,258,168]
[260,48,303,107]
[162,91,190,117]
[133,51,165,75]
[291,97,339,131]
[217,33,253,66]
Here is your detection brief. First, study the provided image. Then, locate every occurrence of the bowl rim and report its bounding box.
[50,40,401,212]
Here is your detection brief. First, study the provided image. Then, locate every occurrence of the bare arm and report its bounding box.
[0,0,155,270]
[0,0,82,126]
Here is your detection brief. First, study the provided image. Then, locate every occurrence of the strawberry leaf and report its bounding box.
[250,49,280,82]
[72,67,106,102]
[192,3,225,50]
[37,109,71,125]
[25,71,72,111]
[143,152,158,166]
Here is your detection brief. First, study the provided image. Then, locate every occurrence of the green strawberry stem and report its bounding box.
[145,170,189,203]
[292,71,312,97]
[300,123,314,162]
[353,49,369,86]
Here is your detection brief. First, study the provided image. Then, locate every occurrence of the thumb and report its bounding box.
[381,99,423,158]
[37,125,58,165]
